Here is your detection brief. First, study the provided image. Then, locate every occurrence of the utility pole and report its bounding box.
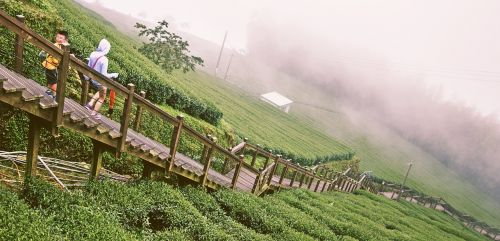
[224,53,234,81]
[215,30,228,77]
[396,162,413,200]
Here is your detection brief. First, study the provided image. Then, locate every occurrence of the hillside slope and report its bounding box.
[72,1,500,227]
[0,179,490,240]
[1,0,498,228]
[8,0,352,164]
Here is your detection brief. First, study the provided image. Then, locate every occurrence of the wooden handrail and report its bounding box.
[230,141,246,154]
[0,9,336,193]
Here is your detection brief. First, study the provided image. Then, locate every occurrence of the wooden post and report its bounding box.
[307,175,315,189]
[231,155,245,189]
[339,177,347,191]
[347,180,353,192]
[350,180,356,192]
[14,15,25,74]
[263,151,271,168]
[278,161,289,187]
[133,91,146,131]
[250,147,259,167]
[289,169,298,187]
[166,115,184,175]
[117,83,135,157]
[80,78,89,105]
[342,179,348,192]
[350,181,356,192]
[396,162,413,201]
[251,172,261,194]
[435,197,441,210]
[51,43,70,136]
[314,177,322,192]
[142,161,155,179]
[25,115,42,178]
[266,155,280,185]
[321,181,328,192]
[238,137,248,155]
[90,140,104,180]
[222,147,231,173]
[200,141,210,164]
[201,137,216,186]
[299,172,306,187]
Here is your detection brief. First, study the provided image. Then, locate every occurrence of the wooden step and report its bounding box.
[2,81,25,93]
[108,130,122,139]
[130,139,143,149]
[149,148,160,158]
[22,91,43,102]
[70,113,86,123]
[158,152,169,161]
[83,118,100,129]
[140,144,152,153]
[39,97,58,109]
[96,125,111,135]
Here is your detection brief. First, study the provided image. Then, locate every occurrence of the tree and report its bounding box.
[135,21,204,73]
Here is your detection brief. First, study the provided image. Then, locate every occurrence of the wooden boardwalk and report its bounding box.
[0,10,368,196]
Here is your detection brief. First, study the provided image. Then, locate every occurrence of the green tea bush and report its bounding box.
[21,178,137,240]
[213,189,315,241]
[0,185,61,240]
[180,186,273,241]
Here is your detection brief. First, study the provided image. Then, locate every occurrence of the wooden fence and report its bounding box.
[0,10,371,196]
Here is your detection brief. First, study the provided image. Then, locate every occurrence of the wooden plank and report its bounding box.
[39,96,57,109]
[2,80,26,93]
[108,130,122,139]
[230,139,246,154]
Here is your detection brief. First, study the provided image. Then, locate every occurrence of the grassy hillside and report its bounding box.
[290,104,500,227]
[0,178,489,240]
[2,0,353,164]
[1,0,498,229]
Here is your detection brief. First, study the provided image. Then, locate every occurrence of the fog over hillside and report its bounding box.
[77,0,500,199]
[243,6,500,198]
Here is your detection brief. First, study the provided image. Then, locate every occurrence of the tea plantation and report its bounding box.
[0,178,488,240]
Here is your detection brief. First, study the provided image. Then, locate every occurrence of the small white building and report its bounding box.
[260,91,293,113]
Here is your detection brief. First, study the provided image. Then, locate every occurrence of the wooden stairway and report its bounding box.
[0,9,370,195]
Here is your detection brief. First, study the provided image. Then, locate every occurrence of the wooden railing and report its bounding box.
[0,9,363,195]
[378,179,500,239]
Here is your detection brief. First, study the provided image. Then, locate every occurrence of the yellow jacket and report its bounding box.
[41,43,62,70]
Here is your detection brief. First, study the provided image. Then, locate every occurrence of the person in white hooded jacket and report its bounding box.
[84,39,118,120]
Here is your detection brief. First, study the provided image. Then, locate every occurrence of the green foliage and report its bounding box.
[21,178,137,240]
[0,0,222,125]
[213,189,316,241]
[0,177,489,240]
[0,185,60,240]
[135,21,204,73]
[180,186,273,241]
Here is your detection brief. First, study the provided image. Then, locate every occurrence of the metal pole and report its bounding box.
[215,30,228,76]
[396,162,413,200]
[224,53,234,80]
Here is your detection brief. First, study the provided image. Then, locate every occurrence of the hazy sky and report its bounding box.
[84,0,500,119]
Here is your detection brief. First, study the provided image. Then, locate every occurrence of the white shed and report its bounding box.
[260,91,293,113]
